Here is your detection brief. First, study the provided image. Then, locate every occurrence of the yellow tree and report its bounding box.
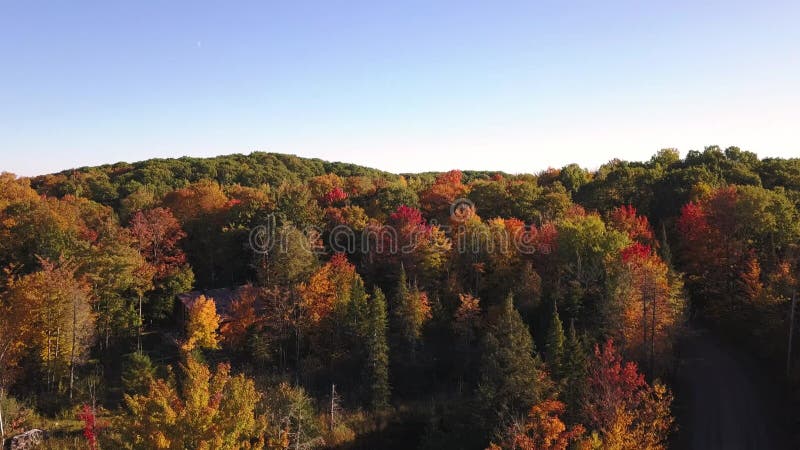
[599,383,674,450]
[607,243,685,372]
[116,357,270,449]
[184,295,220,351]
[5,258,94,397]
[0,267,36,387]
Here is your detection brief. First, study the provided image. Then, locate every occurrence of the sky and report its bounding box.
[1,1,799,177]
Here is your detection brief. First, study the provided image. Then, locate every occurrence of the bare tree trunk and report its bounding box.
[651,283,656,377]
[1,386,5,440]
[45,330,52,391]
[105,302,111,351]
[788,292,797,377]
[54,326,60,392]
[138,294,143,352]
[642,281,648,376]
[70,295,77,400]
[294,290,302,386]
[330,384,335,432]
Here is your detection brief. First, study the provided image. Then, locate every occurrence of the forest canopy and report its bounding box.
[1,146,799,449]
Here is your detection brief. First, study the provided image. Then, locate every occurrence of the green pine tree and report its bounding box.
[121,352,155,396]
[395,264,411,307]
[476,294,546,432]
[392,265,429,362]
[562,319,587,419]
[365,287,390,410]
[346,276,368,335]
[545,300,565,379]
[659,222,673,267]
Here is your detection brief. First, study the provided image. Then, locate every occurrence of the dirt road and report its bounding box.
[674,328,792,450]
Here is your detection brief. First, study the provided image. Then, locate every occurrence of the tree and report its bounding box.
[299,253,358,325]
[606,241,685,372]
[257,223,318,288]
[391,266,432,360]
[0,172,40,210]
[561,321,587,420]
[468,179,513,219]
[82,225,154,351]
[161,179,229,224]
[382,205,451,285]
[115,357,268,449]
[676,184,800,318]
[120,186,157,220]
[263,382,324,450]
[583,340,645,433]
[129,207,193,319]
[453,293,481,347]
[419,170,468,223]
[477,294,547,432]
[220,285,261,349]
[0,272,38,388]
[184,295,220,351]
[487,399,586,450]
[365,288,390,410]
[555,211,629,322]
[738,255,764,302]
[559,163,591,194]
[129,207,188,277]
[78,403,101,450]
[5,258,94,397]
[608,205,655,246]
[453,293,482,391]
[368,183,420,218]
[121,352,156,396]
[545,301,565,379]
[308,173,345,203]
[298,254,370,388]
[272,181,323,227]
[582,339,673,450]
[162,180,230,287]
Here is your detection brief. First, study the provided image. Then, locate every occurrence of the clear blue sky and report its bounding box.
[2,1,799,176]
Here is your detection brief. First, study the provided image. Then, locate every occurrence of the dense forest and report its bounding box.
[1,146,799,449]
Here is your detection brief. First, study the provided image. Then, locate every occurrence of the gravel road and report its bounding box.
[674,328,792,450]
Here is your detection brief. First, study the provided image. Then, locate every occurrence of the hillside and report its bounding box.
[1,146,799,449]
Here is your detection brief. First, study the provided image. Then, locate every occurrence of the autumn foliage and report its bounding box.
[78,404,103,450]
[583,340,674,450]
[12,148,800,448]
[116,357,268,449]
[488,399,586,450]
[184,295,220,351]
[220,285,261,348]
[300,253,358,325]
[128,207,187,278]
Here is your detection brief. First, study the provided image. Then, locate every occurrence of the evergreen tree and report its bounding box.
[394,264,410,310]
[562,319,588,419]
[659,222,673,267]
[476,294,546,432]
[365,288,390,410]
[121,352,155,396]
[346,276,369,336]
[545,301,566,379]
[392,265,431,362]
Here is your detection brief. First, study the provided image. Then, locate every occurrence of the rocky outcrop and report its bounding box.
[6,429,45,450]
